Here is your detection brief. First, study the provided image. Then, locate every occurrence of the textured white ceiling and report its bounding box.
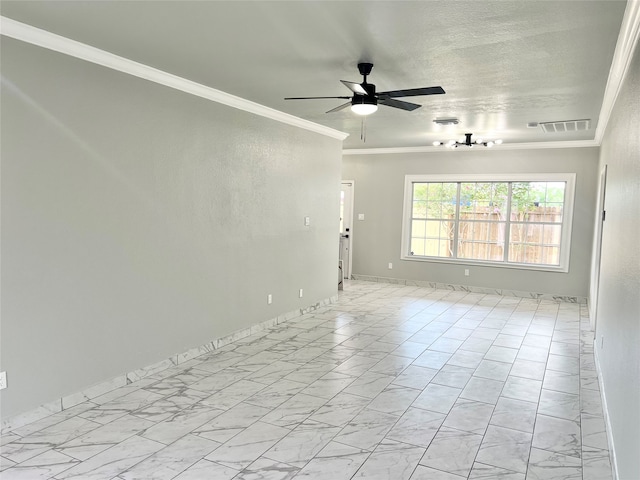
[0,1,628,149]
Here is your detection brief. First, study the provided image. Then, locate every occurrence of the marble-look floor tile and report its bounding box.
[412,350,452,369]
[468,462,525,479]
[204,421,290,470]
[443,398,494,434]
[475,425,532,473]
[0,449,79,480]
[386,407,445,448]
[369,354,414,377]
[493,334,524,349]
[56,414,155,461]
[419,426,483,477]
[188,368,251,393]
[532,414,582,458]
[246,379,308,409]
[509,359,546,381]
[460,377,504,404]
[367,384,421,416]
[307,392,370,428]
[473,360,511,382]
[200,379,267,411]
[56,434,165,480]
[264,420,340,468]
[334,408,399,451]
[294,441,369,480]
[412,384,462,414]
[391,341,428,359]
[352,440,424,479]
[234,457,299,480]
[484,346,519,364]
[2,416,101,464]
[192,402,271,443]
[140,403,223,445]
[549,341,579,358]
[538,389,580,421]
[580,414,609,450]
[490,397,537,433]
[392,365,438,390]
[343,371,395,399]
[516,346,549,363]
[119,433,219,480]
[171,459,239,480]
[447,350,485,369]
[501,376,542,403]
[546,354,579,374]
[0,283,608,480]
[260,393,327,429]
[581,446,613,480]
[542,370,579,395]
[580,389,604,417]
[410,465,466,479]
[525,447,582,480]
[431,365,474,388]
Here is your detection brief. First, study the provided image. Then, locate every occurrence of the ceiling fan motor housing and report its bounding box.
[357,62,374,77]
[352,82,378,107]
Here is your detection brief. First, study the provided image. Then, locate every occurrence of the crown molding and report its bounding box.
[0,16,349,142]
[594,0,640,144]
[342,140,599,156]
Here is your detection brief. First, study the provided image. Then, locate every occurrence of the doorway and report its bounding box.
[340,181,354,281]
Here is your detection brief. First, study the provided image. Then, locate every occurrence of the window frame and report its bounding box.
[400,173,576,272]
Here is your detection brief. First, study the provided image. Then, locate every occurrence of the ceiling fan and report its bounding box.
[285,62,445,115]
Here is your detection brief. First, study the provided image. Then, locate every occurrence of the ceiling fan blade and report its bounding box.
[378,86,446,98]
[378,98,421,111]
[285,96,352,100]
[326,102,352,113]
[340,80,367,95]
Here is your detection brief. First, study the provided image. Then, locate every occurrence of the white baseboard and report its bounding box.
[594,341,619,480]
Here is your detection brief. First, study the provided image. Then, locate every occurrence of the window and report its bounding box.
[401,174,576,271]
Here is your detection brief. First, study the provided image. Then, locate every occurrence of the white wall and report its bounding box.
[593,39,640,479]
[342,147,598,297]
[0,38,342,420]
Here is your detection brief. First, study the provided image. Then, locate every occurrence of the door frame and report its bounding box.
[590,164,608,332]
[341,180,355,281]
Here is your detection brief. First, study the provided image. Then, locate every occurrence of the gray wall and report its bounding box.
[342,147,598,297]
[594,42,640,479]
[0,39,342,420]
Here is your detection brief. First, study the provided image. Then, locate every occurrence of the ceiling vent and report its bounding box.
[433,118,459,126]
[540,119,590,133]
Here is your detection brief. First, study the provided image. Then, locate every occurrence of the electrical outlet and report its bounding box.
[267,294,273,305]
[0,371,7,390]
[304,216,310,226]
[299,289,304,298]
[464,269,470,276]
[388,262,393,269]
[358,213,365,221]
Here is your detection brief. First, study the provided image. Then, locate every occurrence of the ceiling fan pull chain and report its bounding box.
[361,116,367,142]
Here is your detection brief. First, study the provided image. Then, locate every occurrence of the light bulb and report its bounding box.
[495,139,503,145]
[350,103,378,115]
[487,141,494,147]
[433,141,442,146]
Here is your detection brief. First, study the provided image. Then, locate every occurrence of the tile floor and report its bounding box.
[0,281,614,479]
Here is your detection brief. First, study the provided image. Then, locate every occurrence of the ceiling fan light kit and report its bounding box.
[284,62,445,117]
[434,133,503,148]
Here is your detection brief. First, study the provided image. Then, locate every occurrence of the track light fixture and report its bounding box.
[433,133,503,148]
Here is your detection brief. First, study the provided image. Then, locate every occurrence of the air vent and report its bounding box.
[433,118,459,126]
[540,119,590,133]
